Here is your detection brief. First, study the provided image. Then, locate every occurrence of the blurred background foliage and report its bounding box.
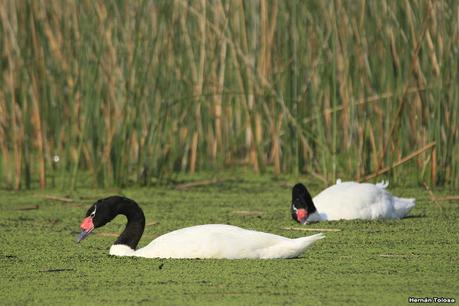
[0,0,457,189]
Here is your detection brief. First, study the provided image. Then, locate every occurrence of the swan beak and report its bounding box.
[296,208,309,225]
[77,216,94,242]
[77,230,91,242]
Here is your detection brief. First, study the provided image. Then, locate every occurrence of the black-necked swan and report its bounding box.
[77,196,325,259]
[291,180,415,224]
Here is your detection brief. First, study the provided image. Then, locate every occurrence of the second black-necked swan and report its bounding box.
[291,180,415,224]
[77,196,324,259]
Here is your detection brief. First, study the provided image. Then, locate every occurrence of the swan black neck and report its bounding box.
[95,196,146,250]
[291,183,317,213]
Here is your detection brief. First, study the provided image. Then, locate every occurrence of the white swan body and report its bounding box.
[306,180,415,222]
[110,224,325,259]
[77,196,325,259]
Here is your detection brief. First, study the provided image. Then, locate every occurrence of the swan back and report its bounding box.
[312,181,398,220]
[134,224,324,259]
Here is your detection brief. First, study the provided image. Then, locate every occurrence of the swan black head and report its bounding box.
[77,196,145,249]
[291,183,317,224]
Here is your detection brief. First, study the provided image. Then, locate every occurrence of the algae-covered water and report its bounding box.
[1,177,457,305]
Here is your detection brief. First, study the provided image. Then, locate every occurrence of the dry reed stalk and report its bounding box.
[242,1,261,173]
[184,0,311,159]
[12,103,23,190]
[364,142,436,181]
[190,132,199,174]
[303,86,429,124]
[421,182,444,210]
[95,6,118,183]
[1,1,23,190]
[389,29,401,74]
[0,12,12,186]
[232,210,264,216]
[334,4,351,149]
[211,0,229,162]
[379,254,418,258]
[432,196,459,201]
[260,0,281,174]
[175,178,221,190]
[3,52,22,189]
[356,126,364,181]
[95,232,119,237]
[191,0,207,173]
[367,120,378,171]
[82,143,97,185]
[27,10,46,188]
[282,227,341,232]
[426,30,440,76]
[0,92,12,186]
[271,116,282,175]
[179,0,207,174]
[30,76,46,188]
[225,23,257,170]
[375,11,431,173]
[15,204,40,211]
[43,195,75,203]
[431,146,437,186]
[231,0,259,172]
[435,195,459,201]
[42,13,68,73]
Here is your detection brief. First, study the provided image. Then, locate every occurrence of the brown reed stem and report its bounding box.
[364,142,436,181]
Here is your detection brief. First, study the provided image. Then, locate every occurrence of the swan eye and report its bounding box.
[90,205,97,218]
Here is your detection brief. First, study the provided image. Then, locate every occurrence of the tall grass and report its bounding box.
[0,0,458,189]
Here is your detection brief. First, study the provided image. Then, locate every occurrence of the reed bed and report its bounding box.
[0,0,457,189]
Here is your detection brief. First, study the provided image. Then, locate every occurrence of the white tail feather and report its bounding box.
[260,233,325,259]
[376,180,389,189]
[393,197,415,218]
[289,233,325,257]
